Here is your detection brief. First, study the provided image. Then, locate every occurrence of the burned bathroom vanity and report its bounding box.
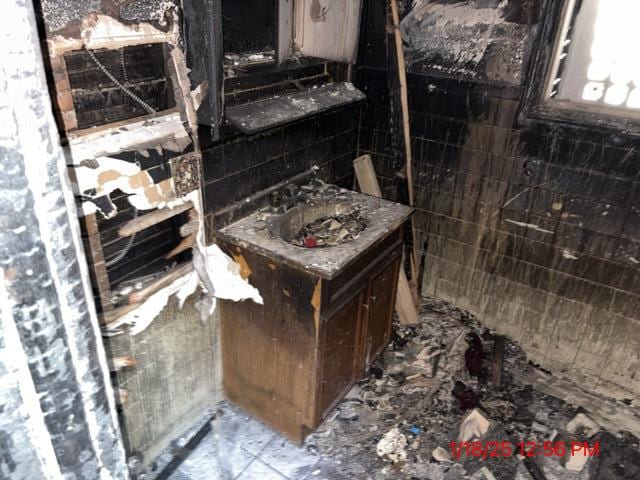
[215,182,413,443]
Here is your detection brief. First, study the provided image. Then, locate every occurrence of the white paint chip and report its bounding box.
[377,427,408,464]
[458,408,492,443]
[505,219,554,234]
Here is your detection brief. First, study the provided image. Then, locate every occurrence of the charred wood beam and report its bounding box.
[118,201,193,237]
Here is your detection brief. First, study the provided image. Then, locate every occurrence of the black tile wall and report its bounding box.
[355,1,640,396]
[201,105,360,241]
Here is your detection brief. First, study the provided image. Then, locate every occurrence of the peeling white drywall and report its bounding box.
[102,244,263,337]
[67,113,192,217]
[68,112,191,162]
[72,156,176,217]
[202,244,265,305]
[48,13,180,56]
[103,266,199,336]
[102,191,263,337]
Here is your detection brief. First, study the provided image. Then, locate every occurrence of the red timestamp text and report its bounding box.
[449,440,600,460]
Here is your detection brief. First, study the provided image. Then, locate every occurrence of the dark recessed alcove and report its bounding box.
[64,43,176,129]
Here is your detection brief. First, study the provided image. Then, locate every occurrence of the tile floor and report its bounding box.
[148,298,640,480]
[167,403,326,480]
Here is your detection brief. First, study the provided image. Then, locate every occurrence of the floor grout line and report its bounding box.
[232,455,256,480]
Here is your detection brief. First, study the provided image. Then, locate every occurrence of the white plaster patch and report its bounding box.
[377,427,408,464]
[562,249,579,260]
[48,13,179,57]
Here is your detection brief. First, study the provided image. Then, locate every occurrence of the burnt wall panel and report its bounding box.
[38,0,179,36]
[107,293,220,466]
[356,0,640,398]
[201,104,361,242]
[37,0,215,469]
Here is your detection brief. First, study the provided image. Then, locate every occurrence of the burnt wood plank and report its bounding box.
[83,213,114,314]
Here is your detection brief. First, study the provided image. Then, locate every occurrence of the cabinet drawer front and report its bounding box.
[322,228,403,316]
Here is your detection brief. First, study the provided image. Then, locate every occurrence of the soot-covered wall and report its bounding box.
[357,0,640,398]
[201,97,360,239]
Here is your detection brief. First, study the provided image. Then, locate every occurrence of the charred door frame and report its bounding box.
[182,0,224,142]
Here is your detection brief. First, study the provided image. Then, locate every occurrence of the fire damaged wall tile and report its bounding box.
[357,0,640,398]
[401,0,536,85]
[201,105,360,215]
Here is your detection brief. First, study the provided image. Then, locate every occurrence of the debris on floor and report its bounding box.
[291,210,368,248]
[146,296,640,480]
[302,297,640,480]
[376,427,408,464]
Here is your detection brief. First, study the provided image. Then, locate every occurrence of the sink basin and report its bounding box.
[269,200,367,248]
[217,182,413,279]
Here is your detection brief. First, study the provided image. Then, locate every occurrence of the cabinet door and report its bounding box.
[316,291,364,422]
[293,0,363,64]
[362,257,401,368]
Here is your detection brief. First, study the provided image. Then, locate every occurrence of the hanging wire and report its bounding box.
[85,46,147,268]
[85,46,156,115]
[105,206,138,268]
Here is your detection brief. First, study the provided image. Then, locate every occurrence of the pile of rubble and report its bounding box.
[291,210,368,248]
[305,297,640,480]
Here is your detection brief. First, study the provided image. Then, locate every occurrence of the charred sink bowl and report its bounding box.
[217,183,413,280]
[272,200,368,248]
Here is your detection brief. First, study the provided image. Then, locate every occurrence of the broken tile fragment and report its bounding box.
[458,408,493,443]
[566,412,600,438]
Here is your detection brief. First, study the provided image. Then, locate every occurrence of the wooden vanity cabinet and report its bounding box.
[218,227,404,444]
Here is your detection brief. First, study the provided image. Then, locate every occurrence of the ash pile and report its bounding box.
[305,297,640,480]
[291,211,368,248]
